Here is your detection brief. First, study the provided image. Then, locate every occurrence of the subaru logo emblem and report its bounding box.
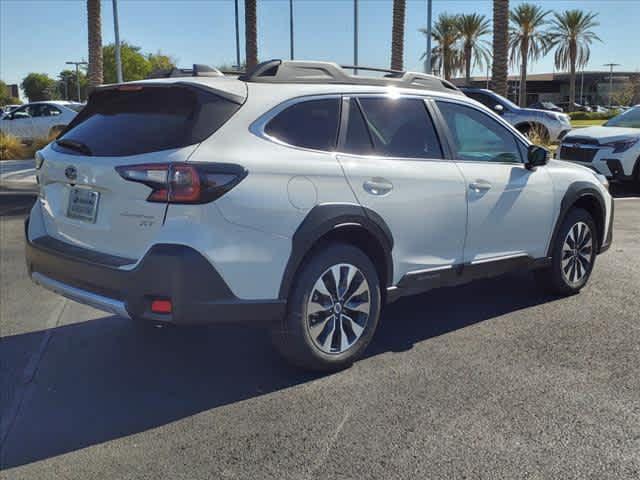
[65,166,77,181]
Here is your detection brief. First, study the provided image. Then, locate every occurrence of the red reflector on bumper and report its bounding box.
[151,299,172,314]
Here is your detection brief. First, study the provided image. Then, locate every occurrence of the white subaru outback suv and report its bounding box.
[26,61,613,371]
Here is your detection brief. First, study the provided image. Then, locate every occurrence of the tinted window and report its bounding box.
[357,97,442,159]
[343,99,374,155]
[436,101,522,163]
[466,92,495,108]
[605,107,640,128]
[56,86,241,157]
[265,98,340,151]
[41,105,62,116]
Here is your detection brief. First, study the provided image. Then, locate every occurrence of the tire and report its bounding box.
[535,208,597,295]
[271,243,382,371]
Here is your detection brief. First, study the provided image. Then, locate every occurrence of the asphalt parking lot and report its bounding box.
[1,189,639,479]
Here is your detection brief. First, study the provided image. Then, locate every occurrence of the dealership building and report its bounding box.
[453,71,638,107]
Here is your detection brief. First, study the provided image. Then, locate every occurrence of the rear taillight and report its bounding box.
[115,163,247,204]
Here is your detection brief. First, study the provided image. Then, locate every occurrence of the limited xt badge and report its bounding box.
[64,166,77,181]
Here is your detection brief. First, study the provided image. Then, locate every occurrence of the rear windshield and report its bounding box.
[55,86,241,156]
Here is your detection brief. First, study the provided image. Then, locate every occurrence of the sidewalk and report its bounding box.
[0,160,37,192]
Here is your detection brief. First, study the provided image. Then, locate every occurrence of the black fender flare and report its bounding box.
[547,181,607,256]
[278,203,394,300]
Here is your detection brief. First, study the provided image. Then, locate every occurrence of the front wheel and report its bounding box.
[271,243,381,371]
[535,208,597,295]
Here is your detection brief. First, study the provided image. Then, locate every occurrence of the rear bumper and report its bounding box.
[25,218,286,325]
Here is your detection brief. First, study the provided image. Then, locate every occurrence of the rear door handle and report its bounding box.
[469,179,492,193]
[363,178,393,196]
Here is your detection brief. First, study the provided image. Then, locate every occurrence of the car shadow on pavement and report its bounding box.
[1,272,557,469]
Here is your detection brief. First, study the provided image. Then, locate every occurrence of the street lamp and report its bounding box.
[65,61,88,102]
[603,63,621,107]
[424,0,432,74]
[353,0,358,74]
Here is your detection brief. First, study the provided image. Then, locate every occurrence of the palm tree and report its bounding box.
[509,3,551,107]
[492,0,509,96]
[87,0,103,87]
[390,0,406,71]
[549,10,600,111]
[245,0,258,69]
[421,13,461,80]
[457,13,491,85]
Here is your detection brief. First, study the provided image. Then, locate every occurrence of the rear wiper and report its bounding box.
[55,139,93,156]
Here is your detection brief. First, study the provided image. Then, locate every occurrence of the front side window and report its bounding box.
[356,97,443,159]
[41,105,62,116]
[436,101,522,163]
[265,98,340,151]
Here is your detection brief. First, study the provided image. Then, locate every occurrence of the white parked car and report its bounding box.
[2,104,21,114]
[26,61,613,371]
[558,106,640,186]
[0,101,84,141]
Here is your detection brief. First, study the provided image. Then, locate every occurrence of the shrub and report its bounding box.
[0,132,28,160]
[569,110,620,121]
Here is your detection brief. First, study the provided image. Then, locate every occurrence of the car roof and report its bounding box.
[26,100,84,105]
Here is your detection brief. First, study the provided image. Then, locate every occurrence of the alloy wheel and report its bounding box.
[306,263,371,354]
[561,221,593,287]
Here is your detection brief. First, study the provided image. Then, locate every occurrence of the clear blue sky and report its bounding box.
[2,0,639,99]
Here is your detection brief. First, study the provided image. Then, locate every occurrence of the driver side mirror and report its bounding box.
[526,145,549,169]
[493,104,504,114]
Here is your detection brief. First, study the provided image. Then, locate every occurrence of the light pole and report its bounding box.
[603,63,621,107]
[234,0,241,69]
[65,61,88,102]
[112,0,123,83]
[353,0,359,74]
[289,0,294,60]
[580,68,585,105]
[424,0,432,74]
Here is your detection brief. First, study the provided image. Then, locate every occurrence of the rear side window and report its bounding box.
[357,97,443,159]
[56,86,241,156]
[264,98,340,151]
[343,99,375,155]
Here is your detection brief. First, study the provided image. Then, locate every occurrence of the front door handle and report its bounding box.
[469,179,492,193]
[363,178,393,196]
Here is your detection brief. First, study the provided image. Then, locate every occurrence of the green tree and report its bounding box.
[509,3,551,107]
[20,73,58,102]
[0,80,21,106]
[421,13,461,80]
[58,69,88,101]
[457,13,491,85]
[549,10,601,110]
[103,42,152,83]
[148,51,176,74]
[492,0,509,97]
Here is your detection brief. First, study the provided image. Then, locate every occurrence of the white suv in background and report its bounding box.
[26,61,613,371]
[558,106,640,187]
[0,100,83,141]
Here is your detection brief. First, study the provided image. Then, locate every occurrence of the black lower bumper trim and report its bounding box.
[25,228,285,325]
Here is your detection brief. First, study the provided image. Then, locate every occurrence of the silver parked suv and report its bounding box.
[26,61,613,371]
[461,87,572,142]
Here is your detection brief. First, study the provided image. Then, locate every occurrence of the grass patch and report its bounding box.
[0,132,58,160]
[571,119,606,128]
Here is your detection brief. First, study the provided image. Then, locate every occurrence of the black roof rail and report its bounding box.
[238,59,462,94]
[147,64,224,79]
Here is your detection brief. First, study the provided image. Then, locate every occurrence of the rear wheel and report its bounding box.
[271,243,381,371]
[535,208,597,295]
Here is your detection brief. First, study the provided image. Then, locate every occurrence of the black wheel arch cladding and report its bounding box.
[278,203,394,300]
[547,181,607,257]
